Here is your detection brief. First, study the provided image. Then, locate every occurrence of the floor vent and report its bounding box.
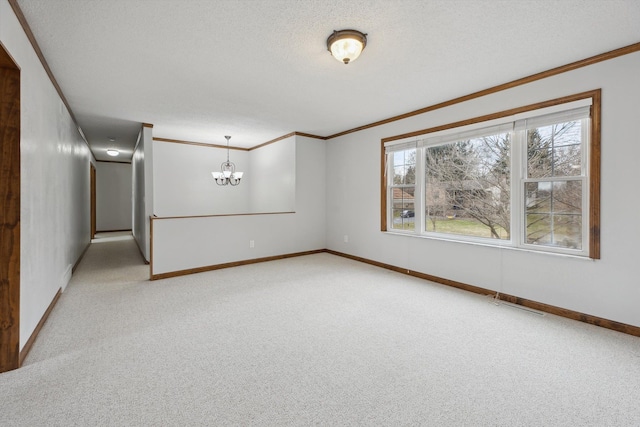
[487,294,545,316]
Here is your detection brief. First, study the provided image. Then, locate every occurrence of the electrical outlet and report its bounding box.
[344,235,349,243]
[249,240,255,248]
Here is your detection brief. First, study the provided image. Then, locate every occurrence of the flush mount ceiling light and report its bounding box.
[327,29,367,64]
[212,136,243,186]
[106,149,119,157]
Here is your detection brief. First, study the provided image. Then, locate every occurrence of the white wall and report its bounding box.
[132,125,153,261]
[151,136,325,275]
[153,137,296,216]
[325,51,640,328]
[153,141,250,216]
[249,136,295,213]
[1,0,92,349]
[96,161,132,231]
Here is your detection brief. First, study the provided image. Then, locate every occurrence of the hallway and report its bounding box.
[24,233,149,365]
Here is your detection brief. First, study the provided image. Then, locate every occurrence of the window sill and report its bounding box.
[383,230,594,261]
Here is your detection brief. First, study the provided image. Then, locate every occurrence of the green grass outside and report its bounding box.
[427,217,509,239]
[391,214,580,247]
[392,216,507,239]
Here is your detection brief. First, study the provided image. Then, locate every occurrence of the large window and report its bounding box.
[382,92,600,258]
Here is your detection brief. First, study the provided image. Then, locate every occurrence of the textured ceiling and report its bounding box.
[15,0,640,161]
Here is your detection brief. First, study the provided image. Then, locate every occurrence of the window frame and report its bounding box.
[517,114,590,254]
[380,90,601,259]
[387,147,418,232]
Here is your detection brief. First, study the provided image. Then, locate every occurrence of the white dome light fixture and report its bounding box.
[212,136,243,186]
[106,149,119,157]
[327,29,367,65]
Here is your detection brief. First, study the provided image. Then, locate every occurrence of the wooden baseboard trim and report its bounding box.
[18,287,62,366]
[495,294,640,337]
[326,250,640,338]
[147,247,639,336]
[16,248,637,370]
[95,229,133,233]
[21,238,94,365]
[151,249,326,280]
[325,249,495,295]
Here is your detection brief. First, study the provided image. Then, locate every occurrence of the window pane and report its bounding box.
[527,121,582,178]
[391,187,415,231]
[391,149,416,185]
[525,181,582,249]
[425,133,511,240]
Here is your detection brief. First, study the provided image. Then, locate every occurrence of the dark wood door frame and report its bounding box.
[0,43,21,373]
[91,164,96,239]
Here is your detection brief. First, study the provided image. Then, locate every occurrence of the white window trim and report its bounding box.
[516,116,590,256]
[384,98,593,257]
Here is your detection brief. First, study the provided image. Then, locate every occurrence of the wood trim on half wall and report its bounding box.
[0,44,21,373]
[150,249,325,281]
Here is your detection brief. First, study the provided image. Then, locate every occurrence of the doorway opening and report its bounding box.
[0,43,21,373]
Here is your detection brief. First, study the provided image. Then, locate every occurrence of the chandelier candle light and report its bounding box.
[212,135,243,186]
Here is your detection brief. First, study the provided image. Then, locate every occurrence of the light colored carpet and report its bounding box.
[1,236,639,426]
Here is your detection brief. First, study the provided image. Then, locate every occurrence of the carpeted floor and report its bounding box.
[1,235,639,426]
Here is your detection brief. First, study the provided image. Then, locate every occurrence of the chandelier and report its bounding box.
[212,136,243,186]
